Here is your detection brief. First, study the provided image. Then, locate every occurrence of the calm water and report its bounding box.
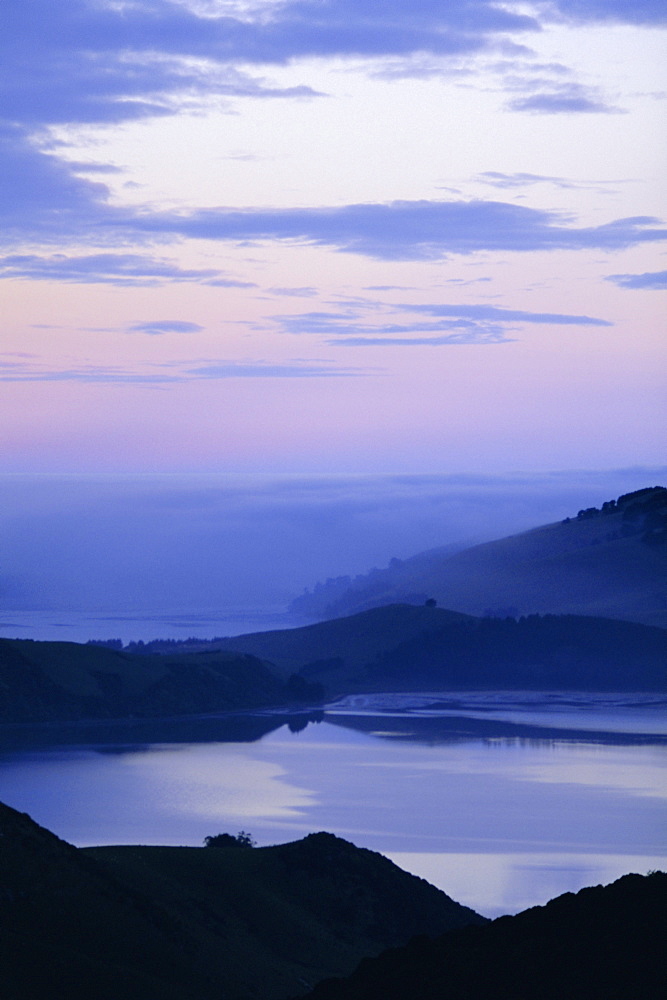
[0,608,302,644]
[0,692,665,919]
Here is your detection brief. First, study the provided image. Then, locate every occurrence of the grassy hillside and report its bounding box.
[361,613,667,693]
[211,605,667,694]
[208,603,473,679]
[0,800,484,1000]
[2,601,664,726]
[0,637,317,723]
[302,871,667,1000]
[291,487,667,628]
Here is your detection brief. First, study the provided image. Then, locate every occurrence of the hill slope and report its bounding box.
[0,800,484,1000]
[209,603,473,679]
[0,638,319,723]
[302,871,667,1000]
[291,487,667,628]
[214,605,667,693]
[2,601,665,727]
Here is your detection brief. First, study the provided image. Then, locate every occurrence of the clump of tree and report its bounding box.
[563,486,666,546]
[204,831,256,849]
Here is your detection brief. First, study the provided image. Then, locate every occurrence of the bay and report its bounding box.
[0,692,664,918]
[0,607,303,645]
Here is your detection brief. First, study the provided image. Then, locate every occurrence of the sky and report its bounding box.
[0,3,666,628]
[1,0,665,476]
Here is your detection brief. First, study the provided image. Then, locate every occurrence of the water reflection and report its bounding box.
[326,691,667,743]
[0,697,664,917]
[326,711,667,747]
[0,710,324,753]
[384,851,667,919]
[0,691,664,756]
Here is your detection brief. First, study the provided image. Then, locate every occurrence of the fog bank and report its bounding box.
[1,469,664,629]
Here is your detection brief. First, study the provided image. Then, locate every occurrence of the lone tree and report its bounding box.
[204,830,255,849]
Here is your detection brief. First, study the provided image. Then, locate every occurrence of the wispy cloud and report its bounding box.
[270,297,611,346]
[328,332,509,347]
[66,161,125,175]
[0,359,175,385]
[4,1,655,141]
[0,126,112,243]
[406,303,612,326]
[2,2,661,257]
[508,88,619,114]
[553,1,667,28]
[3,161,665,262]
[273,310,509,344]
[492,58,621,115]
[605,269,667,290]
[0,252,254,287]
[477,172,619,192]
[187,361,373,378]
[128,320,205,335]
[129,200,667,262]
[2,0,540,134]
[0,355,374,384]
[268,287,319,298]
[2,2,325,131]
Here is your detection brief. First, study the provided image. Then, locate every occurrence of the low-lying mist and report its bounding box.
[1,468,664,617]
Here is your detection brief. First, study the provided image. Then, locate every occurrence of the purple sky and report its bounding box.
[1,1,665,475]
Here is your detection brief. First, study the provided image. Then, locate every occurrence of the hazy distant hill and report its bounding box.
[302,871,667,1000]
[290,487,667,628]
[0,800,484,1000]
[216,604,667,694]
[0,638,320,723]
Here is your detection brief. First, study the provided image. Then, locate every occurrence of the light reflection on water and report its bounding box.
[0,699,665,918]
[385,851,667,919]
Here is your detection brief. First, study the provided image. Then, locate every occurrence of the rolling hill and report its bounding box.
[0,637,320,723]
[300,870,667,1000]
[211,604,667,694]
[290,487,667,628]
[208,603,473,679]
[0,800,484,1000]
[2,487,665,725]
[1,600,665,727]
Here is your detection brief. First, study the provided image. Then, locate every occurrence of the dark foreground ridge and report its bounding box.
[1,798,664,1000]
[301,871,667,1000]
[0,800,484,1000]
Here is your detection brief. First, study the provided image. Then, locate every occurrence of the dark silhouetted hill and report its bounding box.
[362,612,667,693]
[0,638,322,723]
[208,603,473,679]
[0,801,484,1000]
[291,487,667,628]
[302,871,667,1000]
[2,602,665,726]
[210,605,667,693]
